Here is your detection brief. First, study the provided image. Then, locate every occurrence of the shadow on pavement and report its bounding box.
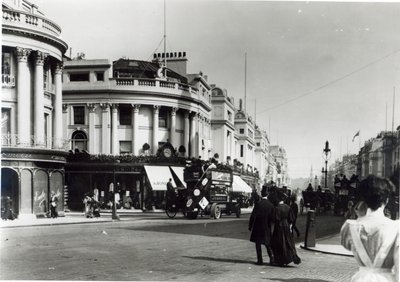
[268,279,330,282]
[182,255,252,264]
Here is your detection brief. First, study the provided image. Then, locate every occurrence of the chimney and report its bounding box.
[152,51,188,77]
[239,99,243,111]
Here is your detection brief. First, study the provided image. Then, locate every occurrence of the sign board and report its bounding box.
[211,171,231,182]
[198,197,209,210]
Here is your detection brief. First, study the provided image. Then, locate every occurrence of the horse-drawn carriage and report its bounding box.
[300,187,334,215]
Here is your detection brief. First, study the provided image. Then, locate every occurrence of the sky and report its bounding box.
[34,0,400,179]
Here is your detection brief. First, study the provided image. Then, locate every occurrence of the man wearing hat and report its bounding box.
[248,185,275,265]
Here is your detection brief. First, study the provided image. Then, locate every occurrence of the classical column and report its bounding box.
[87,103,96,153]
[198,114,203,158]
[131,104,140,155]
[152,105,159,154]
[16,47,32,145]
[111,104,119,155]
[54,62,63,148]
[34,51,46,146]
[184,111,190,157]
[190,113,197,158]
[62,104,68,145]
[170,107,177,148]
[100,103,110,154]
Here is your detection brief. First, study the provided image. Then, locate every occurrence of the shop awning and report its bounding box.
[169,166,186,188]
[144,165,176,191]
[232,175,253,193]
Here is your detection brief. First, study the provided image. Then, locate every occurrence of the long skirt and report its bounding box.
[271,223,301,266]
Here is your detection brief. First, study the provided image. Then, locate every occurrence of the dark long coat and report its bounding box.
[271,203,301,265]
[249,197,275,245]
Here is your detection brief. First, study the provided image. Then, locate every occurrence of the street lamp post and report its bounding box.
[112,164,120,221]
[321,141,331,189]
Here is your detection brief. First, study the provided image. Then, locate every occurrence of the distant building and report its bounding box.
[1,0,68,218]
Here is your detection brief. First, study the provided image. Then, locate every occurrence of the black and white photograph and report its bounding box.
[1,0,399,281]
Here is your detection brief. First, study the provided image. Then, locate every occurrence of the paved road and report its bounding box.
[0,213,357,281]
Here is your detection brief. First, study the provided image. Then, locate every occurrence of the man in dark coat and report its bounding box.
[249,186,275,265]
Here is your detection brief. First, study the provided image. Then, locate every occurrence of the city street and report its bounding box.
[0,213,358,281]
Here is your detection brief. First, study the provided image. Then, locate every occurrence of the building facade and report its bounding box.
[62,54,214,210]
[1,0,68,218]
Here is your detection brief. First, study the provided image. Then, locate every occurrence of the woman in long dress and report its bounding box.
[340,175,398,282]
[270,191,301,266]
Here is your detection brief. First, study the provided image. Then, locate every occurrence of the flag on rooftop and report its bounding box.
[352,130,360,142]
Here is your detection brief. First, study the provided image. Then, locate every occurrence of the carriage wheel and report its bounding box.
[165,208,177,218]
[211,203,221,219]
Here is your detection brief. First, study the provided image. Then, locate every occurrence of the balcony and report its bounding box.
[2,74,15,87]
[1,134,69,150]
[2,8,62,38]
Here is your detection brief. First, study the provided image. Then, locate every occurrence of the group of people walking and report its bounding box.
[248,186,301,267]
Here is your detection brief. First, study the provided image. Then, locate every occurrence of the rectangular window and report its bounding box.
[70,72,89,82]
[96,72,104,81]
[1,53,11,75]
[240,145,244,157]
[119,141,132,154]
[239,128,244,134]
[1,108,11,135]
[73,106,85,124]
[257,142,260,147]
[119,105,132,125]
[158,110,167,128]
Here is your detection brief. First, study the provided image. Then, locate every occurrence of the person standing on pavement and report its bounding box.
[270,191,301,267]
[50,191,58,218]
[248,186,275,265]
[289,194,300,238]
[340,175,398,282]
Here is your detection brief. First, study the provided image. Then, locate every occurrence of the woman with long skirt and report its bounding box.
[271,192,301,267]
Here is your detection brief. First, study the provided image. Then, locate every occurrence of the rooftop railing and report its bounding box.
[2,8,62,37]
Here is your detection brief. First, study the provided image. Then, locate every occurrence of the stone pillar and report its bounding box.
[170,107,177,148]
[16,47,31,145]
[100,103,110,154]
[132,104,140,155]
[111,104,119,155]
[184,111,190,157]
[152,105,159,154]
[54,62,63,148]
[62,105,68,147]
[87,103,96,154]
[34,51,46,146]
[190,113,197,158]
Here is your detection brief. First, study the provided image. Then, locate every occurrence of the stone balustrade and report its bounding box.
[1,133,69,150]
[2,74,15,87]
[2,8,61,37]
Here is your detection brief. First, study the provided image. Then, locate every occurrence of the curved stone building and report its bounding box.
[62,53,213,210]
[1,0,68,218]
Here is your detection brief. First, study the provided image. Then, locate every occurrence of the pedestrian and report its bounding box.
[270,191,301,267]
[344,200,357,219]
[83,193,94,218]
[2,196,15,220]
[340,175,398,282]
[289,194,300,238]
[248,186,275,266]
[50,191,58,218]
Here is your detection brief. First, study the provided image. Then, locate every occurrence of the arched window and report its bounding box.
[71,131,87,151]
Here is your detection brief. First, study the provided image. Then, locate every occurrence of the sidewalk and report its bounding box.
[300,233,353,257]
[0,207,254,228]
